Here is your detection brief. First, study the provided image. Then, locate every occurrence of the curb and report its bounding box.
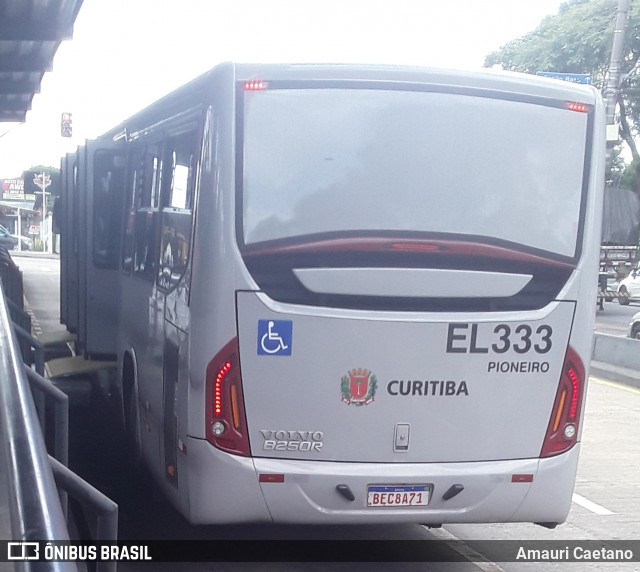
[10,251,60,260]
[590,333,640,390]
[590,360,640,390]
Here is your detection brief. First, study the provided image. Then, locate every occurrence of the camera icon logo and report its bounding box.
[7,542,39,560]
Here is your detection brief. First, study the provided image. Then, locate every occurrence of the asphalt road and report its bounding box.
[14,254,640,571]
[595,299,639,337]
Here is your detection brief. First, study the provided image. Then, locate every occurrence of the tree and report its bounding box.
[21,165,60,195]
[485,0,640,189]
[22,165,61,212]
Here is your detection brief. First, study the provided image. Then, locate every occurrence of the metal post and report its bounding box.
[605,0,631,170]
[49,456,119,572]
[41,170,46,249]
[17,207,22,252]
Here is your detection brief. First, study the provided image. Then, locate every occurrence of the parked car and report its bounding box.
[628,311,640,340]
[0,226,31,251]
[617,264,640,305]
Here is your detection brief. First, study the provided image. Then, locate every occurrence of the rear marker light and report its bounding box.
[512,474,534,483]
[244,81,268,91]
[567,102,589,113]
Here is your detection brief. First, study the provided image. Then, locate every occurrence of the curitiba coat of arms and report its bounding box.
[341,369,378,406]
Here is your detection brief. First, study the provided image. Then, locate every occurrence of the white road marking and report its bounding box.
[572,493,614,515]
[424,526,505,572]
[591,377,640,396]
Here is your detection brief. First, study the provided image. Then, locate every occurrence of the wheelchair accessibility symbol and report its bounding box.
[257,320,293,356]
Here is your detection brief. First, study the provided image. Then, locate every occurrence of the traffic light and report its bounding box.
[61,112,72,137]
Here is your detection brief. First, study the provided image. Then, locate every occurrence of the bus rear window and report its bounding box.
[240,87,589,260]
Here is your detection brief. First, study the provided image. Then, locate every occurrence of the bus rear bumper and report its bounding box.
[252,445,580,525]
[185,437,580,525]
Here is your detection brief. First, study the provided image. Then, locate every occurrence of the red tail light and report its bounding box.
[205,338,250,456]
[540,345,585,458]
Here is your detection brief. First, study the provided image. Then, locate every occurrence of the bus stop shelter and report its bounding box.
[0,0,84,123]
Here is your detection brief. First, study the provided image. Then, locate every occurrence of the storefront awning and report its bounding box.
[0,201,38,214]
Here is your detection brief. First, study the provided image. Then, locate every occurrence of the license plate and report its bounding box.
[367,485,431,507]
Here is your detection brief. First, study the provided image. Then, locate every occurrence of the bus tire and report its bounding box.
[122,354,143,468]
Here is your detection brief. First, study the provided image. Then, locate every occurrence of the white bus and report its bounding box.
[59,62,604,526]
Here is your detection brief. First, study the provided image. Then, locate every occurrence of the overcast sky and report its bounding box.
[0,0,565,176]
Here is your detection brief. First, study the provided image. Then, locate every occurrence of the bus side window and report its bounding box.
[93,151,125,269]
[131,144,162,282]
[157,131,198,292]
[52,196,63,236]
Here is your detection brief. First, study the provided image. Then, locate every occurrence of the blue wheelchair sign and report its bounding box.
[257,320,293,356]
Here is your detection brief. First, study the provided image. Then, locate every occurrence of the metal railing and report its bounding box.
[0,249,119,572]
[0,283,75,571]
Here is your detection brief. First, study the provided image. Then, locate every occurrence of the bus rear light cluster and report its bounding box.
[205,338,250,456]
[540,345,585,458]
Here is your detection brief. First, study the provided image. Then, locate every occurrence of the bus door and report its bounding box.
[58,153,71,327]
[60,149,81,335]
[80,139,126,358]
[74,145,89,340]
[156,123,201,489]
[123,115,201,489]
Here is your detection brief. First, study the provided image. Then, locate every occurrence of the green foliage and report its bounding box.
[485,0,624,89]
[21,165,60,178]
[32,238,45,252]
[620,159,640,192]
[609,147,627,185]
[21,165,61,198]
[485,0,640,186]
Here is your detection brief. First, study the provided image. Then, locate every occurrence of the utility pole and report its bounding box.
[605,0,631,172]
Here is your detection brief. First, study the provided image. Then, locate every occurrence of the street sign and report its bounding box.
[33,172,51,193]
[536,72,592,85]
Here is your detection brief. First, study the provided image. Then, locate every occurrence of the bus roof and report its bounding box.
[99,61,599,143]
